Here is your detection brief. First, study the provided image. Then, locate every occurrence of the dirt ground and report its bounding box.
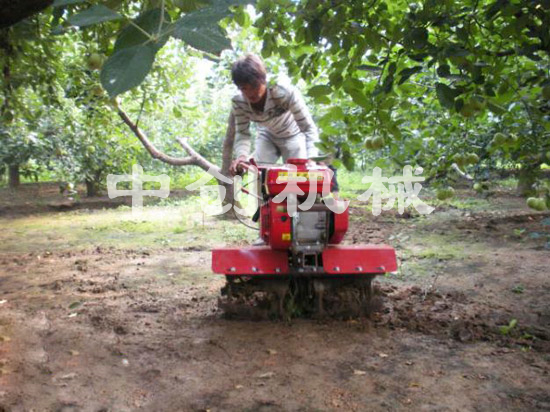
[0,183,549,411]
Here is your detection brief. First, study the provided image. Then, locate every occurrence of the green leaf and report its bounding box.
[308,85,332,97]
[485,0,506,19]
[172,0,209,13]
[216,0,256,6]
[115,9,171,52]
[174,25,230,55]
[342,151,355,171]
[348,89,370,109]
[329,106,345,121]
[487,100,507,115]
[68,5,123,27]
[172,6,232,54]
[398,66,422,85]
[435,82,460,109]
[53,0,87,6]
[313,95,331,105]
[444,44,471,57]
[407,27,429,49]
[357,64,382,73]
[309,18,322,43]
[233,7,251,27]
[436,64,451,78]
[100,45,157,96]
[342,77,364,93]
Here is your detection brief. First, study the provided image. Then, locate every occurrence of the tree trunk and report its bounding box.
[516,166,537,197]
[8,164,19,188]
[85,179,99,197]
[220,112,239,211]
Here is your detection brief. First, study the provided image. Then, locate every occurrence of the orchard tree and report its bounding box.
[254,0,550,197]
[41,0,255,202]
[3,0,550,210]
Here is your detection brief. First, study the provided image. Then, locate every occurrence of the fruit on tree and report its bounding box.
[92,85,104,97]
[453,154,466,167]
[492,132,506,145]
[371,136,385,150]
[466,153,480,165]
[526,197,547,211]
[87,53,103,71]
[460,104,474,117]
[470,96,485,111]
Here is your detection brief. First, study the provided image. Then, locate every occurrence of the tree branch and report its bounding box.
[451,163,473,180]
[116,104,220,174]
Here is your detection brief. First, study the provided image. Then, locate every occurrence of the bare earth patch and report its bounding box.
[0,189,549,411]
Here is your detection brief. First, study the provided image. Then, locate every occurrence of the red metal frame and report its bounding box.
[212,246,289,275]
[211,245,397,276]
[329,206,348,244]
[322,245,397,274]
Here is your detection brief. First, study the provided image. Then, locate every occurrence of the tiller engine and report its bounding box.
[212,158,397,319]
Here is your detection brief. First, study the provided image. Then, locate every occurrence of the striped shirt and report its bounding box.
[231,83,319,159]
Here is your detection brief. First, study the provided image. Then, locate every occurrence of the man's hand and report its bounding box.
[307,159,325,167]
[230,155,248,176]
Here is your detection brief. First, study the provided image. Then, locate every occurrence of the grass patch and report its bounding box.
[0,197,257,253]
[496,177,518,190]
[447,196,492,211]
[414,248,457,260]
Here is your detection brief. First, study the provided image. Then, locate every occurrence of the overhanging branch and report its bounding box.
[116,104,220,175]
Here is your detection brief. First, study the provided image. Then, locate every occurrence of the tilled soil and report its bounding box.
[0,200,549,411]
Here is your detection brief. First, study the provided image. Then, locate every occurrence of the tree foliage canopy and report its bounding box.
[0,0,549,203]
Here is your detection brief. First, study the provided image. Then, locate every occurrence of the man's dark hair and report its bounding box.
[231,54,267,88]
